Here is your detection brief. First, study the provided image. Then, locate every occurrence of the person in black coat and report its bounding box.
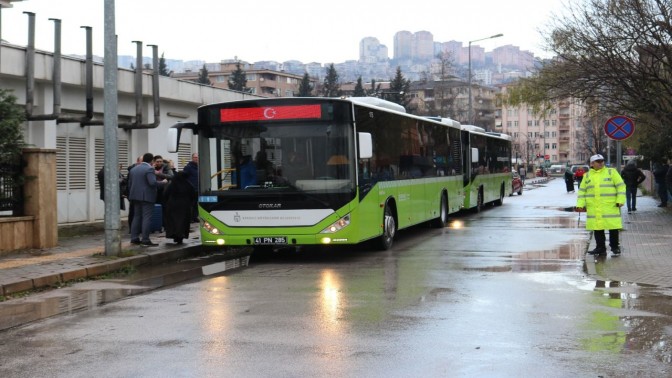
[162,171,196,244]
[653,161,669,207]
[620,160,646,213]
[97,164,127,210]
[667,163,672,204]
[564,168,575,193]
[182,153,199,222]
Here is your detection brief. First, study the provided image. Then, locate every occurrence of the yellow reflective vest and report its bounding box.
[576,167,626,230]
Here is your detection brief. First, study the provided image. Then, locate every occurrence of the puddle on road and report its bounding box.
[463,238,672,365]
[456,216,581,229]
[0,253,250,331]
[582,279,672,364]
[462,240,587,273]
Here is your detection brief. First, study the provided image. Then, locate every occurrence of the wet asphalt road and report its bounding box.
[1,179,672,377]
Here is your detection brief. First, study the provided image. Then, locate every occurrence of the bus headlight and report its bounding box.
[320,214,350,234]
[203,221,221,235]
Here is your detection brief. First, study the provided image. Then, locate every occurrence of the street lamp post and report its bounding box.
[468,33,503,125]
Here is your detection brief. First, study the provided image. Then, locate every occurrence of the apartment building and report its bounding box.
[172,60,313,97]
[404,79,498,130]
[496,85,589,167]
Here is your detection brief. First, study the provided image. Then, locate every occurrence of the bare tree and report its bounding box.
[505,0,672,159]
[433,52,460,118]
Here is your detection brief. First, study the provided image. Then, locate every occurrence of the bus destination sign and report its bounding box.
[221,105,322,122]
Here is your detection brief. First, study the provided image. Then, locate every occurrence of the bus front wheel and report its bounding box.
[377,205,396,250]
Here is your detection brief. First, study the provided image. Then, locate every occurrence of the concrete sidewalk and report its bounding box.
[1,180,671,299]
[0,225,207,298]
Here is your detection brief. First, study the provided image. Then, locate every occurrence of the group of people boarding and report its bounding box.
[99,152,199,247]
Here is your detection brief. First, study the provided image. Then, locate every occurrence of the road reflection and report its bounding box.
[318,269,344,334]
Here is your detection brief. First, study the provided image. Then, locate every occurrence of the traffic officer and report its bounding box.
[575,154,626,256]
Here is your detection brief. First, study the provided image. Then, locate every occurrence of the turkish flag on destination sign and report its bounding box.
[220,105,322,122]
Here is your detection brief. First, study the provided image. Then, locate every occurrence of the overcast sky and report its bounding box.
[2,0,568,63]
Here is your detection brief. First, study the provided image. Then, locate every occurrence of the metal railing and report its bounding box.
[0,155,24,216]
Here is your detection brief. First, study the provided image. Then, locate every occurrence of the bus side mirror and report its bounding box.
[167,128,181,153]
[167,122,196,153]
[358,132,372,159]
[471,147,479,164]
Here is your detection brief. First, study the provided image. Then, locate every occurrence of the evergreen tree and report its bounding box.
[197,64,211,85]
[366,79,381,96]
[159,53,170,76]
[388,66,411,107]
[228,62,248,92]
[353,77,366,97]
[298,72,313,97]
[0,89,26,210]
[0,89,25,159]
[321,64,341,97]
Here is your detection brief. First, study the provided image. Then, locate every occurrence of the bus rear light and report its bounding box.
[320,214,350,234]
[203,221,221,235]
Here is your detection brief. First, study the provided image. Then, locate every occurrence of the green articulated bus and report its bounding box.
[459,125,514,212]
[168,97,511,252]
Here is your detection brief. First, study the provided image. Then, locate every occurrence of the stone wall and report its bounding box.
[0,149,57,255]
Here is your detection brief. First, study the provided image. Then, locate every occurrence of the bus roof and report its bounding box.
[486,131,513,141]
[347,97,407,113]
[460,124,487,133]
[425,116,461,128]
[461,125,512,141]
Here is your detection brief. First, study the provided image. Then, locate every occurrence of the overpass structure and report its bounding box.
[1,25,256,225]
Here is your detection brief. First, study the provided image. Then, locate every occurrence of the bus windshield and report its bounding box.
[201,118,356,205]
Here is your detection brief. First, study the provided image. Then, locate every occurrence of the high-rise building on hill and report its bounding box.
[394,31,413,60]
[359,37,389,63]
[491,45,535,69]
[413,31,434,60]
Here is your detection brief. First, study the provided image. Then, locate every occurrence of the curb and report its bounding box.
[0,245,202,297]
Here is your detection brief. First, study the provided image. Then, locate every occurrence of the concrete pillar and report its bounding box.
[23,148,57,248]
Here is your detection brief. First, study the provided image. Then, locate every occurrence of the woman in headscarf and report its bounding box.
[163,171,196,244]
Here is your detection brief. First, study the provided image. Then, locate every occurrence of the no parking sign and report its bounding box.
[604,116,635,140]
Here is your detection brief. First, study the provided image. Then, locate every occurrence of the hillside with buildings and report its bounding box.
[162,30,590,168]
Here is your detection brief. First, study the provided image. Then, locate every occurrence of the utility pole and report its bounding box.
[103,0,121,256]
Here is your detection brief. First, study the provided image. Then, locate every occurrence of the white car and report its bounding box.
[548,165,565,176]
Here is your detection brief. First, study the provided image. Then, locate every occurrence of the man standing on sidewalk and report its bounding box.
[575,154,626,256]
[128,153,159,247]
[653,160,669,207]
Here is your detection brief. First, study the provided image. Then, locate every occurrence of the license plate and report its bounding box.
[253,236,287,245]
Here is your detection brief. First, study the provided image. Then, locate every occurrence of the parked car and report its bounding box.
[548,164,565,176]
[511,171,523,196]
[570,164,590,182]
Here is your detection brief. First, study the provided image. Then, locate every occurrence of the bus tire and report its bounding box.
[431,193,449,228]
[475,188,484,213]
[377,204,396,250]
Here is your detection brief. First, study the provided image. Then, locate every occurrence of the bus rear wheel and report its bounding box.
[475,189,484,213]
[377,205,396,250]
[431,194,449,228]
